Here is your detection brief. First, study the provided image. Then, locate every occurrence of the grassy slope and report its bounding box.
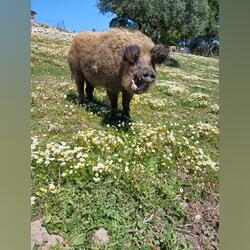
[31,32,219,249]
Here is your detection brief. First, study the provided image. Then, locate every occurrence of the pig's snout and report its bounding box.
[141,71,156,83]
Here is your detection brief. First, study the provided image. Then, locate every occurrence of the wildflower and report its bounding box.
[47,143,53,149]
[36,158,43,164]
[76,152,83,158]
[44,160,50,165]
[184,92,209,108]
[79,157,85,162]
[93,177,100,182]
[168,131,176,143]
[195,214,202,220]
[48,183,55,190]
[92,166,98,172]
[40,187,47,194]
[31,196,36,205]
[32,154,39,160]
[211,104,219,114]
[195,166,201,171]
[74,164,80,169]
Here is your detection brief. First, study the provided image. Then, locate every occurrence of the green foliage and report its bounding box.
[205,0,219,38]
[188,0,219,56]
[97,0,211,44]
[31,32,219,249]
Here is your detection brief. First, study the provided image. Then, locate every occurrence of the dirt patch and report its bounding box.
[180,192,219,249]
[31,219,67,250]
[92,228,110,245]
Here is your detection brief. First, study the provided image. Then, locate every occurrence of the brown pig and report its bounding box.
[67,28,169,119]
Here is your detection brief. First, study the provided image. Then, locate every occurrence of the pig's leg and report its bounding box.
[106,89,118,120]
[74,71,85,104]
[122,90,133,119]
[86,81,94,101]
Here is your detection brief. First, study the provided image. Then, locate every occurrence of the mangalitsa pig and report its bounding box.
[67,28,169,119]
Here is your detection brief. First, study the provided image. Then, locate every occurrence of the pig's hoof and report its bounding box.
[110,114,118,121]
[109,112,121,124]
[122,113,132,121]
[78,99,84,105]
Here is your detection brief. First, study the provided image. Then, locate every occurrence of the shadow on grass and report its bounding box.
[66,91,132,132]
[164,57,181,68]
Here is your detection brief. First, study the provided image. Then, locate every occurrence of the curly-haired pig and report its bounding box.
[67,28,169,119]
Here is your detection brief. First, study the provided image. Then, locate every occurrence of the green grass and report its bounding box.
[31,31,219,249]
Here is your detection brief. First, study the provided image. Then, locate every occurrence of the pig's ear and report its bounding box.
[124,45,140,64]
[151,45,169,64]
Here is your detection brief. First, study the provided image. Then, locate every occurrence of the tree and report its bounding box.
[97,0,210,44]
[205,0,219,38]
[189,0,219,56]
[109,16,138,30]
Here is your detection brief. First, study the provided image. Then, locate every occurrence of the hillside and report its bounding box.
[31,26,219,249]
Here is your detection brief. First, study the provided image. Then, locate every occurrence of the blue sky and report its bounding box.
[31,0,114,32]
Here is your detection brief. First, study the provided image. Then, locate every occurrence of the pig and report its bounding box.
[67,28,169,119]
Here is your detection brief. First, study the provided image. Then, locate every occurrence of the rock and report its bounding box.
[31,219,49,245]
[31,219,66,249]
[92,228,110,245]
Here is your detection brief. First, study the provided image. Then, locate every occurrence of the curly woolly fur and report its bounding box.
[67,28,169,119]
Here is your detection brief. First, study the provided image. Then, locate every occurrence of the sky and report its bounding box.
[31,0,114,32]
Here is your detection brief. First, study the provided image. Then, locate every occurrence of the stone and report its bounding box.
[31,219,49,245]
[31,219,66,249]
[92,228,110,245]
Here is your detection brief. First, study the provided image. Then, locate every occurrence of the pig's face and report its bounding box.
[122,44,169,94]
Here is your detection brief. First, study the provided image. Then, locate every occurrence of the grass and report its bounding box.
[31,31,219,249]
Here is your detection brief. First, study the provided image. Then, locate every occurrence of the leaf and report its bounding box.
[69,234,85,246]
[153,239,160,245]
[44,213,52,224]
[67,199,74,205]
